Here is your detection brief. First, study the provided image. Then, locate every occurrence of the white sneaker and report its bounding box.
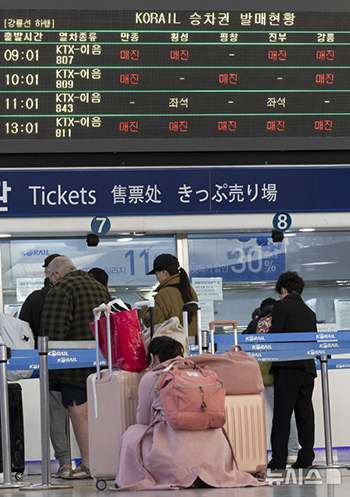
[287,455,298,465]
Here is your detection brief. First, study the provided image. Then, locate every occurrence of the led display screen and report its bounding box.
[1,0,350,152]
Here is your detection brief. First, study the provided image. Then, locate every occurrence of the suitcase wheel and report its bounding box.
[15,472,24,481]
[254,472,266,480]
[95,479,107,491]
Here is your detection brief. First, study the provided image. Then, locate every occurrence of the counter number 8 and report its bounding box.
[272,212,292,232]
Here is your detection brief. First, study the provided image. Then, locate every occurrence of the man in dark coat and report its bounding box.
[19,254,61,343]
[267,271,317,470]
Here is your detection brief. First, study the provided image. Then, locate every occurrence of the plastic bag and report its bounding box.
[0,313,35,381]
[90,309,148,372]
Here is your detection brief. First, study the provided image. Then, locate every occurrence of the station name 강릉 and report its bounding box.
[135,12,181,24]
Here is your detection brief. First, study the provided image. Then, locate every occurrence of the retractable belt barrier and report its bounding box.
[1,332,350,483]
[189,331,350,369]
[7,348,107,373]
[190,330,350,469]
[0,339,102,490]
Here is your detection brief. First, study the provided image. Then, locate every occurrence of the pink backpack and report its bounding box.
[155,359,226,430]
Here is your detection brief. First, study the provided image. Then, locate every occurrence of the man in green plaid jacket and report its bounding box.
[42,256,110,479]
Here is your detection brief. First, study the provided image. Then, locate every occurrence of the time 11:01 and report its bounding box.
[5,98,39,110]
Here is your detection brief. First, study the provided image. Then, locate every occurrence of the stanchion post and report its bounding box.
[0,344,28,488]
[321,354,333,466]
[20,336,72,491]
[313,354,346,469]
[0,344,13,484]
[39,335,51,485]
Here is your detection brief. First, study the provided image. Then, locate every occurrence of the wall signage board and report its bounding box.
[192,277,223,301]
[6,238,176,287]
[189,235,285,282]
[16,277,42,302]
[0,166,350,217]
[1,0,350,152]
[335,300,350,331]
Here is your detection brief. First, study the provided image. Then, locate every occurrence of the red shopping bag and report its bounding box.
[90,309,148,372]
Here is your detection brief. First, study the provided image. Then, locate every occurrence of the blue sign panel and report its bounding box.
[188,235,285,282]
[0,166,349,217]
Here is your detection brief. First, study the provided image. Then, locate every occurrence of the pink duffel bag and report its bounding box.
[194,320,264,395]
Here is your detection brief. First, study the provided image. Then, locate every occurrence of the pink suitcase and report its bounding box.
[208,320,267,477]
[87,300,153,491]
[224,394,267,477]
[184,315,267,478]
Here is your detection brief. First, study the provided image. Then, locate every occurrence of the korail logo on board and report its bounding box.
[20,249,50,257]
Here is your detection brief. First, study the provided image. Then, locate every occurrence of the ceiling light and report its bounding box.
[0,233,11,238]
[117,237,133,242]
[301,262,337,266]
[299,228,315,232]
[284,233,296,237]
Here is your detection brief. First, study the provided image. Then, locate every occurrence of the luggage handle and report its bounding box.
[108,297,130,312]
[134,299,155,339]
[209,320,238,353]
[182,301,202,354]
[92,303,112,378]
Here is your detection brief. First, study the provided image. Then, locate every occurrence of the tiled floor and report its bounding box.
[1,467,350,497]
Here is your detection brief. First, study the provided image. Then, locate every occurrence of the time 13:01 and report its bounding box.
[5,122,39,134]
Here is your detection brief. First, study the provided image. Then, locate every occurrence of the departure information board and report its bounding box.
[1,0,350,153]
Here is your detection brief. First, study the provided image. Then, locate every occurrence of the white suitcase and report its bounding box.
[87,368,143,490]
[87,300,153,490]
